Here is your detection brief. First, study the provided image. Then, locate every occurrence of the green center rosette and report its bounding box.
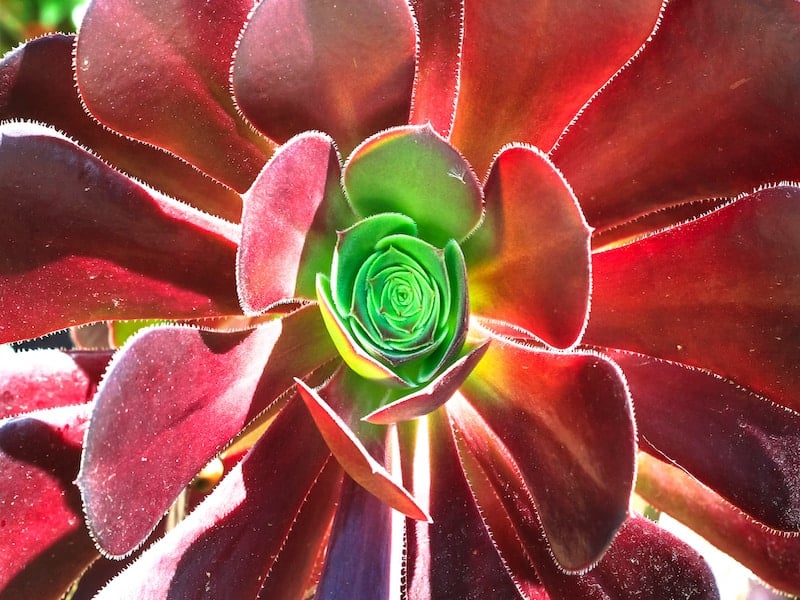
[316,212,468,386]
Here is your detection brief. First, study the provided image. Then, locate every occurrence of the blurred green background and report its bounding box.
[0,0,87,54]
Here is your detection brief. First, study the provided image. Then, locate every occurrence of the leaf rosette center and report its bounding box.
[317,213,468,387]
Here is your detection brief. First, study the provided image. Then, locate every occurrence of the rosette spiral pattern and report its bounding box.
[318,213,468,386]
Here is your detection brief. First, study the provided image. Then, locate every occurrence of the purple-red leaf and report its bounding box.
[451,0,663,175]
[75,0,272,191]
[237,132,353,312]
[295,369,430,522]
[458,338,636,571]
[79,306,337,556]
[0,404,98,600]
[0,34,242,221]
[637,453,800,596]
[233,0,416,155]
[0,349,111,419]
[553,0,800,232]
[466,145,591,348]
[92,397,341,600]
[408,0,463,137]
[403,413,540,599]
[611,350,800,532]
[0,123,241,343]
[586,185,800,413]
[363,339,489,424]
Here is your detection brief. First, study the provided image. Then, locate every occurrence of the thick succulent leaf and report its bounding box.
[93,396,340,600]
[0,404,98,600]
[450,0,663,175]
[233,0,416,156]
[465,145,591,348]
[403,414,540,599]
[458,338,636,571]
[637,453,800,596]
[363,339,489,424]
[0,123,241,344]
[315,476,396,599]
[0,348,111,418]
[237,132,353,312]
[0,34,242,221]
[343,125,483,247]
[79,306,337,556]
[75,0,271,191]
[408,0,463,137]
[553,0,800,232]
[295,369,430,522]
[586,185,800,412]
[610,350,800,532]
[450,399,717,598]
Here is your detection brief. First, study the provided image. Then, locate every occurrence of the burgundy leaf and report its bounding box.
[553,0,800,232]
[451,0,663,175]
[637,453,800,596]
[233,0,416,155]
[295,369,430,522]
[0,404,98,600]
[0,34,242,221]
[75,0,272,191]
[363,339,489,424]
[0,123,241,344]
[0,349,111,419]
[610,350,800,532]
[586,185,800,413]
[79,306,337,556]
[458,338,636,571]
[93,396,340,600]
[237,132,353,312]
[466,145,591,348]
[408,0,463,137]
[403,413,539,599]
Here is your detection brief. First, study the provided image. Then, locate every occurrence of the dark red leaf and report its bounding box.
[0,123,241,343]
[553,0,800,232]
[586,185,800,413]
[458,338,635,571]
[466,145,591,348]
[0,404,98,600]
[92,396,339,599]
[610,350,800,532]
[451,0,662,175]
[0,34,242,221]
[79,306,337,556]
[76,0,272,191]
[233,0,416,156]
[637,453,800,596]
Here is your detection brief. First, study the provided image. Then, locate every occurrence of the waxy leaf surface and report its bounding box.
[76,0,271,191]
[238,132,352,312]
[344,125,483,247]
[459,339,635,571]
[233,0,416,155]
[611,350,800,532]
[0,123,241,343]
[79,307,337,556]
[0,404,97,600]
[93,397,341,599]
[553,0,800,232]
[637,453,800,596]
[587,186,800,412]
[0,34,241,221]
[467,145,591,348]
[451,0,662,175]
